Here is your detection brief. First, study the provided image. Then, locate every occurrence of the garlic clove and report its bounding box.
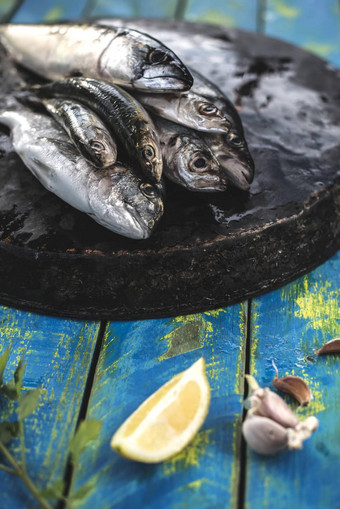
[315,338,340,355]
[287,416,319,450]
[242,414,319,455]
[245,375,299,428]
[295,416,319,434]
[242,415,289,455]
[272,361,311,406]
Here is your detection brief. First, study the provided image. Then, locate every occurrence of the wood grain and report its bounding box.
[244,251,340,509]
[265,0,340,67]
[69,306,248,508]
[0,308,100,508]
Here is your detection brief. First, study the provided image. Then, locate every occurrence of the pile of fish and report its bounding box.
[0,23,254,239]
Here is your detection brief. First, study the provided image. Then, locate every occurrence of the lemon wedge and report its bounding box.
[111,357,210,463]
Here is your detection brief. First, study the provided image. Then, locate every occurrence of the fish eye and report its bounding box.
[148,49,170,65]
[198,103,219,117]
[190,155,208,172]
[90,140,105,153]
[140,182,157,198]
[227,133,244,147]
[142,145,155,162]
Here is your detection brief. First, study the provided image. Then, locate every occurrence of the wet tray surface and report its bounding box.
[0,18,339,320]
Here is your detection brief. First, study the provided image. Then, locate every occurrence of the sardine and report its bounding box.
[0,23,193,92]
[42,98,117,168]
[190,68,244,132]
[155,117,227,192]
[133,90,231,134]
[34,78,163,182]
[190,69,255,190]
[0,108,164,239]
[203,132,254,191]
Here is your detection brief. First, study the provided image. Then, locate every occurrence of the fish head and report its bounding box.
[187,96,231,134]
[213,131,255,191]
[167,134,227,192]
[124,30,193,92]
[138,123,163,182]
[92,164,164,239]
[82,126,118,168]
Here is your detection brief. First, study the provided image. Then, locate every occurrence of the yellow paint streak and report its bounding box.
[44,6,64,22]
[271,0,300,18]
[194,10,236,27]
[299,370,326,416]
[294,280,339,345]
[204,308,227,318]
[303,42,335,57]
[205,359,223,383]
[249,303,260,377]
[41,322,100,481]
[184,479,205,490]
[234,303,247,394]
[162,429,212,476]
[179,477,220,495]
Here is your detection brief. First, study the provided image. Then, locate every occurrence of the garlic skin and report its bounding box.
[242,415,319,455]
[245,375,299,428]
[242,415,289,455]
[272,362,311,406]
[243,375,319,456]
[315,338,340,355]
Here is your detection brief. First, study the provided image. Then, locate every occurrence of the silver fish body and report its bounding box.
[0,24,193,92]
[155,117,227,192]
[35,78,163,182]
[0,108,164,239]
[134,90,231,134]
[43,98,118,168]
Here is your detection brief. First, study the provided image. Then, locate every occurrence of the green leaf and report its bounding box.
[2,379,19,400]
[69,420,102,464]
[40,479,65,500]
[0,348,10,387]
[0,421,19,444]
[69,478,96,503]
[14,358,26,398]
[18,388,42,420]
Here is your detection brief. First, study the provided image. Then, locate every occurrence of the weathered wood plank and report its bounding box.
[0,307,100,508]
[244,251,340,509]
[184,0,258,30]
[69,306,248,508]
[82,0,179,20]
[10,0,87,22]
[264,0,340,67]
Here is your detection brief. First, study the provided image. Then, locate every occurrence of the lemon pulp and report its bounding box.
[111,357,210,463]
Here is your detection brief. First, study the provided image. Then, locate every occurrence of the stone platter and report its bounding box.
[0,18,338,320]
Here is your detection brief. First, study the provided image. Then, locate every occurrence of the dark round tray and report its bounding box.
[0,18,339,320]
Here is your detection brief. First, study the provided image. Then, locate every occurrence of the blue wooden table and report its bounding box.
[0,1,339,508]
